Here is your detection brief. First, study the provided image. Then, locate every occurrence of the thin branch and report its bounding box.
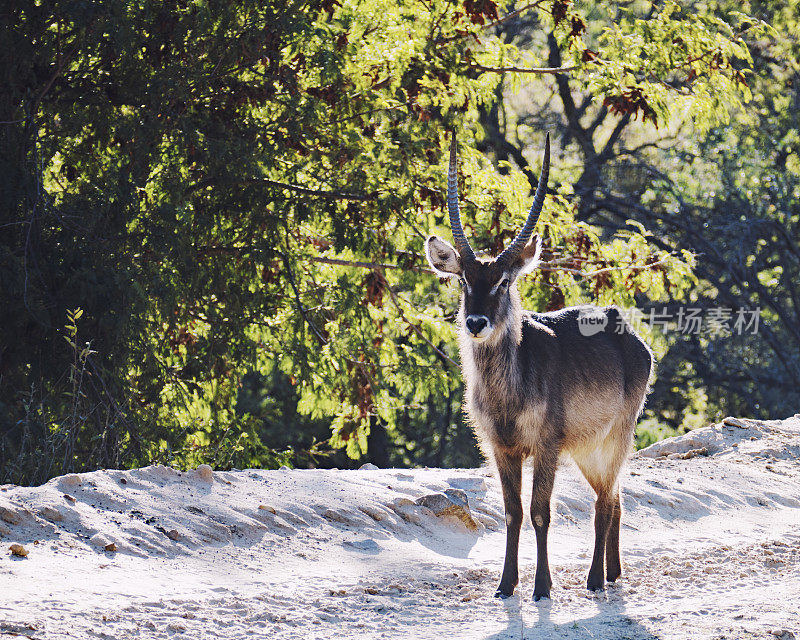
[535,254,674,279]
[386,285,459,369]
[481,0,547,31]
[436,0,547,43]
[187,177,377,201]
[311,256,433,273]
[469,63,577,75]
[281,253,328,346]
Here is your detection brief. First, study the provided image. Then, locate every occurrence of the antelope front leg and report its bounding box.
[494,451,523,599]
[530,450,557,600]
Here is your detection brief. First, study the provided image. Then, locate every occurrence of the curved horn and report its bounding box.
[497,133,550,265]
[447,132,476,262]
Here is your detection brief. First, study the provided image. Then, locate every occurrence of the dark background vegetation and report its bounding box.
[2,0,797,484]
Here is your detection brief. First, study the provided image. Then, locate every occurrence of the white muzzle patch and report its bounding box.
[465,314,493,342]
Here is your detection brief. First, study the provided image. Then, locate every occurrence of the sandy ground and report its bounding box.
[1,416,799,639]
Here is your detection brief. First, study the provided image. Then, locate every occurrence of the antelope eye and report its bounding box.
[498,279,509,290]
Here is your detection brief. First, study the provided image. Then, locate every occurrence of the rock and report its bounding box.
[723,416,749,428]
[0,506,22,525]
[342,538,380,552]
[166,529,181,541]
[105,543,118,552]
[9,543,28,557]
[637,425,728,458]
[90,533,114,549]
[359,463,379,471]
[474,514,499,531]
[415,491,478,531]
[323,509,366,526]
[392,504,423,524]
[358,505,386,521]
[37,506,64,522]
[443,488,469,507]
[258,504,277,514]
[63,494,77,503]
[196,464,214,482]
[666,447,709,460]
[60,474,82,487]
[278,465,291,471]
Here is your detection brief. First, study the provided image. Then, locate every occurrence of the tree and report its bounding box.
[473,0,793,432]
[0,0,756,483]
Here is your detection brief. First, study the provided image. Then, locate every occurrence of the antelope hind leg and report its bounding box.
[605,488,622,582]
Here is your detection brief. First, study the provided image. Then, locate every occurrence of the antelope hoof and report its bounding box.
[494,584,515,599]
[533,577,551,601]
[606,570,621,583]
[587,577,605,592]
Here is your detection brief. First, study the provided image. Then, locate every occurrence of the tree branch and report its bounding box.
[311,256,433,273]
[469,63,577,75]
[386,285,459,369]
[187,177,377,201]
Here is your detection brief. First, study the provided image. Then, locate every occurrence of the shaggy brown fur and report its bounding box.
[426,237,652,600]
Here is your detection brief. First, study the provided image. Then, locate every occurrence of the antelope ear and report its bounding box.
[425,235,462,277]
[515,234,542,275]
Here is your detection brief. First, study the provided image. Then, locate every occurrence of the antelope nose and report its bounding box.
[466,315,488,335]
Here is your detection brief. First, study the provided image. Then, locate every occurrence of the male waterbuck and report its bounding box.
[425,132,653,600]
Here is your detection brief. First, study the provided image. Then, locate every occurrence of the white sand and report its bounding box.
[1,416,799,639]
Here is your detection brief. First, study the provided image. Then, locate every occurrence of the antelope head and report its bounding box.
[425,132,550,344]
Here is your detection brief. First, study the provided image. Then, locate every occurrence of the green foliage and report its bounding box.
[637,0,800,427]
[0,0,762,483]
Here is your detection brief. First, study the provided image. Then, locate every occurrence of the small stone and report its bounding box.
[359,463,379,471]
[258,505,277,514]
[63,494,77,503]
[166,529,181,541]
[9,543,28,557]
[723,417,748,428]
[196,465,213,482]
[105,543,117,552]
[278,465,291,471]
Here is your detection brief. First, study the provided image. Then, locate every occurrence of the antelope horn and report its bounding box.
[496,133,550,265]
[447,132,476,262]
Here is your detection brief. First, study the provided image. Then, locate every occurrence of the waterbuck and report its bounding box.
[424,132,653,600]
